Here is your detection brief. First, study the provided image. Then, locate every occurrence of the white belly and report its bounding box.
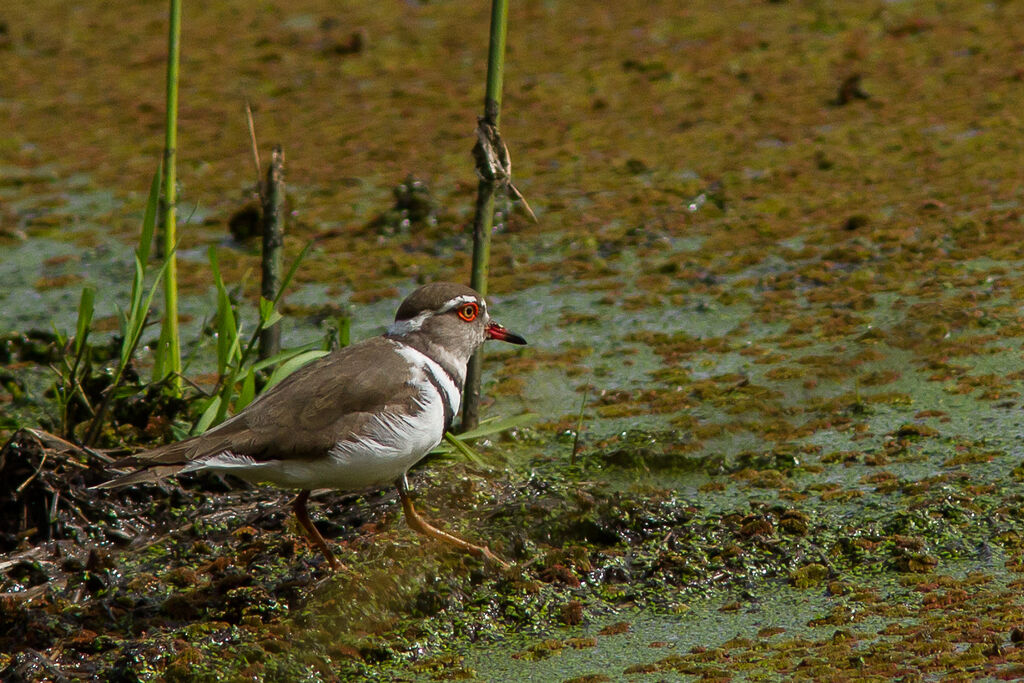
[197,411,444,491]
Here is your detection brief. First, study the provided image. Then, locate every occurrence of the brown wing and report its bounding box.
[100,337,420,486]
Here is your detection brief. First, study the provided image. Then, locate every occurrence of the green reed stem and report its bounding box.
[158,0,182,393]
[462,0,509,432]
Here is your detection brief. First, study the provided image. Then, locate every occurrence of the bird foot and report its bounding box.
[396,479,510,570]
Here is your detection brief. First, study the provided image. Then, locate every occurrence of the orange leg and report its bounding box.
[395,476,509,569]
[293,490,344,571]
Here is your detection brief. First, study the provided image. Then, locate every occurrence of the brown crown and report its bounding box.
[393,282,484,321]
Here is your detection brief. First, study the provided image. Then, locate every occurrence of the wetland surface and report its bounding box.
[4,1,1024,680]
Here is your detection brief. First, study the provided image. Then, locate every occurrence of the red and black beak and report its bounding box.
[486,321,527,345]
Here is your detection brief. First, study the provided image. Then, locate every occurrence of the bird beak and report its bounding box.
[486,321,527,345]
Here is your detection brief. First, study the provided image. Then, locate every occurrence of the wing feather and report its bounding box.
[98,337,421,486]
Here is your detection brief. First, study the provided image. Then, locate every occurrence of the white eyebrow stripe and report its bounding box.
[437,295,485,315]
[437,295,477,312]
[386,294,488,337]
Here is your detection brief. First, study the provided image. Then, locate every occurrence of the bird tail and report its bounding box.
[92,416,251,490]
[92,464,186,489]
[91,437,206,489]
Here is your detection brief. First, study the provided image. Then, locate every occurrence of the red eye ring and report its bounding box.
[458,303,479,322]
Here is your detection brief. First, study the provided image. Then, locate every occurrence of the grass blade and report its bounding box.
[263,349,329,391]
[432,413,535,466]
[138,164,163,265]
[249,341,324,374]
[455,413,536,441]
[74,286,96,357]
[236,367,256,411]
[208,246,241,376]
[259,296,283,328]
[442,431,490,468]
[87,243,175,445]
[192,395,222,435]
[272,240,312,307]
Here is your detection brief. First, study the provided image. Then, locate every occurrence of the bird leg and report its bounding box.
[292,489,344,571]
[395,475,509,569]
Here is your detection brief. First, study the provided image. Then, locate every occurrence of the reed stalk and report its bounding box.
[462,0,509,431]
[157,0,183,392]
[259,146,285,360]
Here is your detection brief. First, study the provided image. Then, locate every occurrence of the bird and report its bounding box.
[96,282,527,570]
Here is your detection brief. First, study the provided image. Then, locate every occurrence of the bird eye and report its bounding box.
[457,303,478,322]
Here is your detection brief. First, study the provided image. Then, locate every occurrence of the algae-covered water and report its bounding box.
[4,0,1024,680]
